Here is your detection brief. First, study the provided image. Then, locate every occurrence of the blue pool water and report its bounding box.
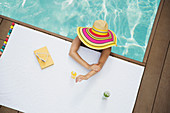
[0,0,161,62]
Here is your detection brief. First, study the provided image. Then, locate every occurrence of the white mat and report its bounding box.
[0,24,144,113]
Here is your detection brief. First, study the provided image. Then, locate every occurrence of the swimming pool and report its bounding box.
[0,0,161,62]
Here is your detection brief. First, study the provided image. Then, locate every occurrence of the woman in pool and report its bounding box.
[69,20,117,83]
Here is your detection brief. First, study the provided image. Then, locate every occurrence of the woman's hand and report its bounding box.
[76,75,88,83]
[89,63,103,72]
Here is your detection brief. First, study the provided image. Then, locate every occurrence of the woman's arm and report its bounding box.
[91,47,111,72]
[76,70,97,82]
[69,36,90,69]
[76,47,111,82]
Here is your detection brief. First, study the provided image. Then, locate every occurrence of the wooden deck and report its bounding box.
[0,0,169,112]
[133,0,170,112]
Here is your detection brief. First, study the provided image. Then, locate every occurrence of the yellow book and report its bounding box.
[34,46,54,69]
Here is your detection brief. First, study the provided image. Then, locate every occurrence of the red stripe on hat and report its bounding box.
[89,28,110,38]
[82,28,114,44]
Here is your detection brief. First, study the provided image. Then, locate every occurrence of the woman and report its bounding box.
[69,20,117,83]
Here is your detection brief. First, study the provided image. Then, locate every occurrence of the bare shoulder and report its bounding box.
[72,36,81,45]
[103,47,111,52]
[70,36,81,52]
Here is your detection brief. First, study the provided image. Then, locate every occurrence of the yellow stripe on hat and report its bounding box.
[86,29,111,40]
[78,27,116,46]
[77,27,117,50]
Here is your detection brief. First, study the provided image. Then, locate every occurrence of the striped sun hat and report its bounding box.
[77,20,117,50]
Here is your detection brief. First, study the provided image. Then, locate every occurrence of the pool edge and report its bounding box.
[0,15,145,66]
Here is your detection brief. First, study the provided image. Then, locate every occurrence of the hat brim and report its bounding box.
[77,27,117,50]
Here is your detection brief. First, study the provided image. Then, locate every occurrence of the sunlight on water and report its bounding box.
[0,0,161,62]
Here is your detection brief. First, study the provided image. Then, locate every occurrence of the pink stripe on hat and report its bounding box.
[82,28,114,44]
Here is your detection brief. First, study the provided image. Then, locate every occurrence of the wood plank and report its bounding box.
[0,19,12,40]
[143,0,165,63]
[133,0,170,112]
[0,106,18,113]
[152,41,170,113]
[0,18,2,24]
[0,40,4,46]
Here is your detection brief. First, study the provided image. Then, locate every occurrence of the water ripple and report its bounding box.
[0,0,161,62]
[22,0,26,7]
